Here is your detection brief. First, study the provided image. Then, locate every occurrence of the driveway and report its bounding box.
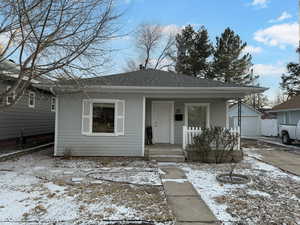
[243,139,300,176]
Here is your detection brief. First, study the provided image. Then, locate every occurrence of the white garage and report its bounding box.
[228,103,262,137]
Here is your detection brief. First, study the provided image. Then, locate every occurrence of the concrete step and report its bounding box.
[149,155,185,162]
[149,150,184,155]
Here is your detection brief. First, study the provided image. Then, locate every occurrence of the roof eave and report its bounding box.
[52,85,267,94]
[269,108,300,113]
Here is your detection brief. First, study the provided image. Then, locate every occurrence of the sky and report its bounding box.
[109,0,299,101]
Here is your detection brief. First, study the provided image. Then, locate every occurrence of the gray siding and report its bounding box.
[277,110,300,125]
[145,98,227,145]
[0,81,55,140]
[55,92,144,157]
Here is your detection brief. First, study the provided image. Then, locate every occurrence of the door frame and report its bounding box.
[151,101,174,144]
[184,103,210,128]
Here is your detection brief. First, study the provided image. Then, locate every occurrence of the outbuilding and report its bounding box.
[229,103,262,137]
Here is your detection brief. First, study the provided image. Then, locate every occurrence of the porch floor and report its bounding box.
[145,144,185,162]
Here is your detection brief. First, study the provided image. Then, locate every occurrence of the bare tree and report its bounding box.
[0,0,121,108]
[125,23,176,71]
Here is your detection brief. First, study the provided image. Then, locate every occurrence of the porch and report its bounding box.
[143,97,241,162]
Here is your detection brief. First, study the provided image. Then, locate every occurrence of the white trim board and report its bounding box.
[54,96,59,156]
[142,96,146,156]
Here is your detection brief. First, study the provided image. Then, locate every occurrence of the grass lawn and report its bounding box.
[0,148,174,225]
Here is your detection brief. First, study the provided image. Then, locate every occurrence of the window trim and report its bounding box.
[28,91,36,108]
[83,99,121,136]
[51,97,56,112]
[6,86,15,105]
[184,103,210,128]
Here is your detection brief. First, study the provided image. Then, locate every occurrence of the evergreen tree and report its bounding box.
[210,28,255,85]
[281,61,300,98]
[175,25,213,78]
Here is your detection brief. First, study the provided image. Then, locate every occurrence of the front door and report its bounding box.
[152,101,173,143]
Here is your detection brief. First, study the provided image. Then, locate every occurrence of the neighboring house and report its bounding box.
[228,103,262,137]
[52,69,266,157]
[270,95,300,131]
[0,60,56,146]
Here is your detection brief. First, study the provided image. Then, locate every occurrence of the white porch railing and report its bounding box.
[182,126,240,150]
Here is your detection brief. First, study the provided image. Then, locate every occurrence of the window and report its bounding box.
[28,91,36,108]
[6,86,15,105]
[82,99,125,136]
[185,103,210,128]
[92,103,115,133]
[51,97,56,112]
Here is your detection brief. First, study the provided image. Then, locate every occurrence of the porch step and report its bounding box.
[149,150,184,155]
[149,155,185,162]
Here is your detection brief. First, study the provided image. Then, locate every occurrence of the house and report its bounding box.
[0,60,56,147]
[51,69,266,157]
[228,103,262,137]
[270,95,300,130]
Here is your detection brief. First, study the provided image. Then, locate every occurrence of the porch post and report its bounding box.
[237,98,242,150]
[182,126,187,150]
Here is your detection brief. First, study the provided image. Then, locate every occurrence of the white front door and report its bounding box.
[152,101,173,143]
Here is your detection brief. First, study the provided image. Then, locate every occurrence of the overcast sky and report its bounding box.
[109,0,299,101]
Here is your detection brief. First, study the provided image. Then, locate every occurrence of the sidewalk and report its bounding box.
[159,165,218,225]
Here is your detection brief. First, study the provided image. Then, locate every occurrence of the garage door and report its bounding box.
[233,116,261,137]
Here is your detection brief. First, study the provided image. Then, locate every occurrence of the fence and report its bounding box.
[261,119,278,137]
[182,126,240,150]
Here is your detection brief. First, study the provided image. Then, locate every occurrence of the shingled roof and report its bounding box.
[271,95,300,111]
[58,69,260,88]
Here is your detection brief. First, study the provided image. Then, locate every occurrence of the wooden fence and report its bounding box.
[182,126,240,150]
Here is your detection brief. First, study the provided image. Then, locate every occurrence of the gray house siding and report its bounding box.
[277,110,300,126]
[0,81,55,141]
[55,92,144,157]
[145,98,227,145]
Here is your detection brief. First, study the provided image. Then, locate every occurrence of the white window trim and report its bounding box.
[82,99,125,137]
[28,91,36,108]
[51,97,56,112]
[184,103,210,128]
[6,86,15,105]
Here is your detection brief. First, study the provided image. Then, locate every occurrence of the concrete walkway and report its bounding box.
[159,166,218,225]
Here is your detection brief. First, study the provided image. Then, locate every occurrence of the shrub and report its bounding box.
[63,147,73,159]
[188,127,241,163]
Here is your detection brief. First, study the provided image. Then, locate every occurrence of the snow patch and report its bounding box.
[162,179,188,183]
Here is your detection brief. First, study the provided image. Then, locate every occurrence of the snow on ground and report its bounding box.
[179,157,300,224]
[0,149,174,225]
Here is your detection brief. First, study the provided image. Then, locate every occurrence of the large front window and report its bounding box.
[185,103,209,128]
[92,103,115,133]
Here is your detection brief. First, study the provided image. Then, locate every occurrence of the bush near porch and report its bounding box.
[185,127,242,163]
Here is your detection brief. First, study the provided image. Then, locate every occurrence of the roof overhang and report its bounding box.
[268,108,300,113]
[35,84,267,99]
[49,84,267,95]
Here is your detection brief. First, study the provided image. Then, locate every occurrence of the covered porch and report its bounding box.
[144,97,242,161]
[144,97,230,145]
